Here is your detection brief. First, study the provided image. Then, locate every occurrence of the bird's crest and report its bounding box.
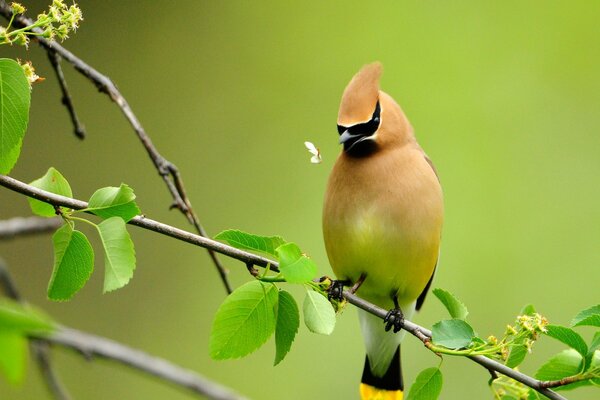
[338,62,382,127]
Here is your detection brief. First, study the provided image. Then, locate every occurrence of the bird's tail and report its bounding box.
[359,346,403,400]
[358,308,409,400]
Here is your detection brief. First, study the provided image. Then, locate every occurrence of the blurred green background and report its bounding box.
[1,1,599,399]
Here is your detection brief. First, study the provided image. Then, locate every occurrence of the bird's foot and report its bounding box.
[327,280,347,301]
[384,308,404,333]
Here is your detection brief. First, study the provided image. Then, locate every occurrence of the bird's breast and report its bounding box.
[322,147,443,307]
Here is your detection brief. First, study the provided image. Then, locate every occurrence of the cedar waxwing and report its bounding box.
[323,62,443,400]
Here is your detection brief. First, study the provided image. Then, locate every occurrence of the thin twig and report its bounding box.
[0,175,277,272]
[47,49,85,139]
[0,259,72,400]
[0,174,571,399]
[342,291,567,400]
[34,327,248,400]
[0,0,232,294]
[0,216,62,239]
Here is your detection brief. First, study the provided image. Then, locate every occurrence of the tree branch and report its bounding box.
[37,327,248,400]
[0,258,72,400]
[0,0,232,294]
[47,49,85,139]
[0,216,62,239]
[0,174,569,399]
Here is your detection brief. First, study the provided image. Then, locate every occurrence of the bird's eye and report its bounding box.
[347,101,381,137]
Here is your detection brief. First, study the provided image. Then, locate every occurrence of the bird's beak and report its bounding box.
[339,130,358,145]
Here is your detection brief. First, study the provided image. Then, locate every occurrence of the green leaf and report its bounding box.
[97,217,136,293]
[0,298,54,333]
[520,304,536,316]
[431,319,475,349]
[588,332,600,355]
[275,242,317,283]
[432,288,468,320]
[214,229,286,256]
[210,280,278,360]
[302,290,335,335]
[505,343,528,368]
[87,184,140,222]
[28,167,73,217]
[274,290,299,365]
[0,331,27,384]
[545,325,588,359]
[533,349,600,391]
[0,58,30,174]
[527,389,542,400]
[571,304,600,328]
[48,224,94,301]
[406,367,443,400]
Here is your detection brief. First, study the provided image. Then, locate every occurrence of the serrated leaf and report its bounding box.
[48,224,94,301]
[303,290,335,335]
[274,290,299,365]
[505,343,528,368]
[0,298,54,333]
[406,367,443,400]
[214,229,286,256]
[97,217,136,293]
[545,325,588,359]
[431,319,475,349]
[0,58,30,175]
[571,304,600,328]
[210,280,278,360]
[0,331,27,385]
[432,288,468,320]
[28,167,73,217]
[520,304,536,316]
[87,184,140,222]
[275,242,317,283]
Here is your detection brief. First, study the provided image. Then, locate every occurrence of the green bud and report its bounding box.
[10,2,26,14]
[13,32,28,47]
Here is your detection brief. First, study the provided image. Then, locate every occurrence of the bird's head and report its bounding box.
[337,62,412,156]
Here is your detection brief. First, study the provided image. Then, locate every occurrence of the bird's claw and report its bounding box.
[384,308,404,333]
[327,280,345,301]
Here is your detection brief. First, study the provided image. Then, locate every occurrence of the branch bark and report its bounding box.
[0,216,62,239]
[39,327,248,400]
[0,174,568,400]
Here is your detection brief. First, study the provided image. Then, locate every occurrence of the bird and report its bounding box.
[322,62,443,400]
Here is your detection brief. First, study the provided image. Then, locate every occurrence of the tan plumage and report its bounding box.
[323,63,443,399]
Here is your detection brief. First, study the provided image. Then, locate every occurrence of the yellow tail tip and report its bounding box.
[360,383,403,400]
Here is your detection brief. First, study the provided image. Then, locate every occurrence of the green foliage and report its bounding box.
[0,299,55,384]
[0,332,26,385]
[274,290,299,365]
[275,242,317,284]
[0,58,30,175]
[87,184,140,222]
[0,298,54,333]
[48,224,94,301]
[544,325,588,360]
[432,288,468,320]
[431,319,474,349]
[97,217,136,293]
[24,169,141,301]
[406,367,443,400]
[571,304,600,328]
[214,229,285,256]
[28,167,73,217]
[211,229,329,363]
[505,343,528,368]
[302,290,335,335]
[209,281,278,360]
